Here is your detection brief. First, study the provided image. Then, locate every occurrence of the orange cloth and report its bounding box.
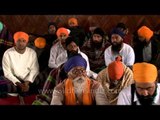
[56,27,69,38]
[108,56,124,80]
[65,78,92,105]
[68,17,78,26]
[34,37,46,49]
[13,31,29,43]
[133,62,157,83]
[137,26,153,41]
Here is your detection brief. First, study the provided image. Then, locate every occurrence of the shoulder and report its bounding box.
[3,47,15,56]
[91,80,100,90]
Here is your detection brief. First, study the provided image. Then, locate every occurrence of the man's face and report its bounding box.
[68,66,87,80]
[15,38,28,51]
[48,25,56,35]
[92,34,103,43]
[135,82,157,105]
[59,33,68,44]
[67,41,78,53]
[111,34,123,52]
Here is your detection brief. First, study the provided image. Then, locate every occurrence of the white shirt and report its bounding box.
[48,41,96,78]
[48,41,68,69]
[117,84,160,105]
[104,43,135,66]
[2,47,39,85]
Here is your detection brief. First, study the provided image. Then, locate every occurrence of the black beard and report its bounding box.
[111,42,122,53]
[136,86,157,105]
[141,40,149,46]
[67,50,79,58]
[92,40,103,49]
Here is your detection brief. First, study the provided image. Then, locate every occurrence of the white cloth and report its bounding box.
[104,43,135,66]
[48,41,68,69]
[117,83,160,105]
[2,47,39,85]
[143,42,152,62]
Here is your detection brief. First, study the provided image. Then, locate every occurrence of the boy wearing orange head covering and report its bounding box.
[96,56,134,105]
[117,62,160,105]
[1,31,40,96]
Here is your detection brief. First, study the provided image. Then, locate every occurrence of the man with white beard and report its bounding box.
[50,54,108,105]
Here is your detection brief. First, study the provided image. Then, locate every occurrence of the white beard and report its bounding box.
[72,76,86,95]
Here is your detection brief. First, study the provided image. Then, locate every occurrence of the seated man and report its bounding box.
[50,54,108,105]
[96,56,134,105]
[117,62,160,105]
[1,31,39,97]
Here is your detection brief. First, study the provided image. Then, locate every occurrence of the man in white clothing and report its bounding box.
[1,31,39,96]
[104,28,135,68]
[117,62,160,105]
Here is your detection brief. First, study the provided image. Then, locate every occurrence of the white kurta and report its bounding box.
[2,47,39,85]
[104,43,135,66]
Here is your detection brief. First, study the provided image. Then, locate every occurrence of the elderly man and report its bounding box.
[96,56,134,105]
[1,31,39,96]
[104,28,135,68]
[50,54,108,105]
[117,62,160,105]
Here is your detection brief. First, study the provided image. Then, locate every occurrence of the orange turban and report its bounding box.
[133,62,157,83]
[137,26,153,41]
[34,37,46,49]
[108,56,124,80]
[68,17,78,26]
[56,27,69,38]
[14,31,29,43]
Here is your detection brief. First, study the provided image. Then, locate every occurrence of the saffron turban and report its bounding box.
[108,56,124,80]
[133,62,157,83]
[68,17,78,26]
[137,26,153,41]
[56,27,69,38]
[13,31,29,43]
[64,54,87,73]
[110,28,125,38]
[34,37,46,49]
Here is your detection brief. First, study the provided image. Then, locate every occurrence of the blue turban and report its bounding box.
[64,54,87,73]
[111,28,125,38]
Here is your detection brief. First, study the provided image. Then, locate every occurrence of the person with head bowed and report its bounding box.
[117,62,160,105]
[96,56,134,105]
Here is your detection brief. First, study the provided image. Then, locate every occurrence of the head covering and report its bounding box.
[0,21,4,32]
[93,27,104,37]
[137,26,153,41]
[133,62,157,83]
[68,18,78,26]
[116,22,127,30]
[65,36,78,47]
[111,28,125,38]
[56,27,69,38]
[34,37,46,49]
[48,22,57,30]
[68,17,78,26]
[108,56,124,80]
[13,31,29,43]
[64,54,87,73]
